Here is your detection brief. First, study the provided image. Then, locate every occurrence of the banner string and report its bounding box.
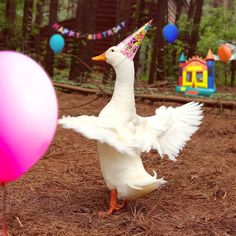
[52,20,127,40]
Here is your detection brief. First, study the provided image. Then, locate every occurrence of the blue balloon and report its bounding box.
[49,34,65,53]
[162,24,179,43]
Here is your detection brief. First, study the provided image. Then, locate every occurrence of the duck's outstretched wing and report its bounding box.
[136,102,203,160]
[59,102,203,159]
[59,115,139,156]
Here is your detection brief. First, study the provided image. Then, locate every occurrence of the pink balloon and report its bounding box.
[0,51,58,183]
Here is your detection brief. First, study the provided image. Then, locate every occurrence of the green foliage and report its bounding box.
[0,1,24,50]
[197,1,236,85]
[0,0,235,88]
[58,0,77,21]
[137,36,152,81]
[177,14,193,51]
[0,1,5,27]
[171,1,236,86]
[197,3,236,54]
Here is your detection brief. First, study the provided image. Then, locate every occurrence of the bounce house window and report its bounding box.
[196,72,203,82]
[186,72,192,82]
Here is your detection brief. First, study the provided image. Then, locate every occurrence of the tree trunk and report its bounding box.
[115,0,135,82]
[34,0,44,62]
[3,0,17,49]
[211,0,232,7]
[22,0,34,54]
[148,33,158,84]
[143,43,150,76]
[187,0,204,58]
[118,0,134,40]
[172,0,183,75]
[187,0,195,21]
[175,0,183,22]
[224,66,228,85]
[230,60,236,87]
[44,0,59,77]
[69,0,84,81]
[69,0,96,81]
[148,0,167,83]
[134,0,146,75]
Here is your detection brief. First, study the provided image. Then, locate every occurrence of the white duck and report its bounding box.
[59,21,203,216]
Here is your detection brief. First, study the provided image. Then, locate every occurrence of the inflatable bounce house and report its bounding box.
[176,49,216,97]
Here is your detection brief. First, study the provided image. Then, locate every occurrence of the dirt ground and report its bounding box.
[2,90,236,236]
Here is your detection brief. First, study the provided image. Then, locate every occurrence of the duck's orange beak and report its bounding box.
[92,53,106,61]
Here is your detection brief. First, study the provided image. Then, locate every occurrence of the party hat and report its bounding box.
[117,20,152,60]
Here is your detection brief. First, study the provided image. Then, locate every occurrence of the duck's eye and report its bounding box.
[111,49,115,52]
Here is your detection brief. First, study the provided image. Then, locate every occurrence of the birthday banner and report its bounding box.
[52,20,126,40]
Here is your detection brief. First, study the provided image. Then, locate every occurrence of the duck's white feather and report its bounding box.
[59,46,203,200]
[59,101,203,161]
[135,101,203,160]
[97,143,166,200]
[59,115,139,156]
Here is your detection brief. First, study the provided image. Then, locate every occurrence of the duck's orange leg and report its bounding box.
[99,189,127,217]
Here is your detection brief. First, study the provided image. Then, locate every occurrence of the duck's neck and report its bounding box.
[110,59,135,112]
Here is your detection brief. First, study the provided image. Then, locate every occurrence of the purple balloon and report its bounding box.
[0,51,58,183]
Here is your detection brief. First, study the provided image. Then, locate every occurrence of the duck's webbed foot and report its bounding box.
[99,189,127,218]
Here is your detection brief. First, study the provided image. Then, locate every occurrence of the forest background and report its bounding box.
[0,0,235,90]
